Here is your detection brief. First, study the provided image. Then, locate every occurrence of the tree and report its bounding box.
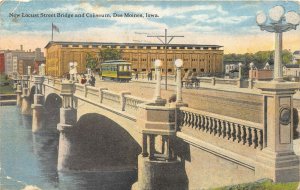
[99,48,122,61]
[282,49,293,65]
[85,53,98,70]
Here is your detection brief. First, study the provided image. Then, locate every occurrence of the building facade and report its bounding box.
[4,46,45,75]
[45,41,224,77]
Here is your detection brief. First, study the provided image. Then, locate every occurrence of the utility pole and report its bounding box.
[147,29,184,90]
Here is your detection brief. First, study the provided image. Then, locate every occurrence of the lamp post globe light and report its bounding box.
[256,5,300,82]
[175,59,183,103]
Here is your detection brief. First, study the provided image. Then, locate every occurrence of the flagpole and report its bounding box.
[51,23,53,41]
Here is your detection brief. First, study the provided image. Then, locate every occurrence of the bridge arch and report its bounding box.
[44,93,62,126]
[66,113,141,171]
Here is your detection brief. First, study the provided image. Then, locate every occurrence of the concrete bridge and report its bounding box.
[13,74,300,190]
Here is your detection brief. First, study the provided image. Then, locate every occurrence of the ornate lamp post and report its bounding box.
[256,5,300,81]
[175,59,183,103]
[154,59,166,105]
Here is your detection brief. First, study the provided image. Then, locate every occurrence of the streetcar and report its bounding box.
[100,60,132,82]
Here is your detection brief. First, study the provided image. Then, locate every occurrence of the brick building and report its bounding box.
[0,51,5,73]
[45,41,224,77]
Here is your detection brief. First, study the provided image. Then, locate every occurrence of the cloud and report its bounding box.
[203,16,252,24]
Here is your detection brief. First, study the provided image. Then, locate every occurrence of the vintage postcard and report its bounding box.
[0,0,300,190]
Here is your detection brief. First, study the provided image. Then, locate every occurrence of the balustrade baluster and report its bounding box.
[219,120,224,137]
[240,125,246,145]
[183,111,188,126]
[230,123,236,141]
[206,117,211,133]
[200,115,204,130]
[194,114,198,129]
[191,113,196,129]
[258,129,263,150]
[188,112,192,127]
[202,116,207,131]
[214,119,219,136]
[246,127,252,146]
[236,124,241,143]
[210,118,214,134]
[196,114,201,129]
[226,122,231,140]
[252,128,257,149]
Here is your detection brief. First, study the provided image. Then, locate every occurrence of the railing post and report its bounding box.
[120,91,131,111]
[99,88,108,103]
[57,81,77,171]
[255,81,299,182]
[31,76,45,133]
[211,77,216,86]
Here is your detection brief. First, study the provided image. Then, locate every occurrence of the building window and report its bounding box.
[193,68,197,72]
[168,69,172,72]
[200,68,204,72]
[179,47,184,49]
[142,69,146,71]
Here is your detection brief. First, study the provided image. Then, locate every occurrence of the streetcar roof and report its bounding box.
[101,60,132,65]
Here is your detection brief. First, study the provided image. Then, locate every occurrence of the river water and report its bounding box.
[0,106,137,190]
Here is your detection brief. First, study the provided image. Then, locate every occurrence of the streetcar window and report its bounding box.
[124,65,128,71]
[119,66,124,71]
[128,65,131,70]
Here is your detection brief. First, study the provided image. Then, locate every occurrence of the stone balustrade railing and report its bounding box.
[124,94,148,115]
[71,83,148,117]
[179,107,264,150]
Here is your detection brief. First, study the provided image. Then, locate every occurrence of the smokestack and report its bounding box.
[20,45,23,51]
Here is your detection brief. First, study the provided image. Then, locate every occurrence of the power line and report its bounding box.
[147,29,184,90]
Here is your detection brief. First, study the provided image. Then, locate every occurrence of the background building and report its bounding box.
[0,51,5,74]
[45,41,224,77]
[293,50,300,64]
[3,46,45,75]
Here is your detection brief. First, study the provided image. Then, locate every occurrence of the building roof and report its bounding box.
[45,41,223,49]
[293,50,300,55]
[284,64,300,68]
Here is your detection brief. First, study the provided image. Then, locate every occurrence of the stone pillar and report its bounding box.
[255,81,300,182]
[31,76,45,133]
[135,103,188,190]
[57,81,77,171]
[20,75,31,115]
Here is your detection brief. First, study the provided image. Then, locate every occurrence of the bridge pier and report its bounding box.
[134,103,188,190]
[20,75,31,115]
[16,83,22,107]
[31,76,45,133]
[57,82,77,171]
[255,82,299,182]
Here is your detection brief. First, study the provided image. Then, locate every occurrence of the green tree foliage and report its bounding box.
[85,53,98,70]
[224,50,293,67]
[99,48,122,61]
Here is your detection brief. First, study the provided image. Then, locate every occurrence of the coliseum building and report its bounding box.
[45,41,223,77]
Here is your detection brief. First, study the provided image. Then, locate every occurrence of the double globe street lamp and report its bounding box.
[256,5,300,81]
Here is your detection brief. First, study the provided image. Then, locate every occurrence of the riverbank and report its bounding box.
[0,94,16,106]
[0,74,14,94]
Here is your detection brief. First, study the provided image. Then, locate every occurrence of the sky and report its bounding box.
[0,0,299,54]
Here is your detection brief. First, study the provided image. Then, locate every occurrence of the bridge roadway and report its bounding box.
[94,78,264,123]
